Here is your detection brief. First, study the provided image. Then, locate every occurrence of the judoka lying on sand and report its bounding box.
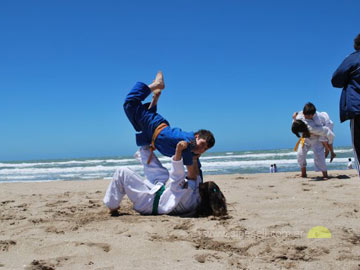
[103,141,227,217]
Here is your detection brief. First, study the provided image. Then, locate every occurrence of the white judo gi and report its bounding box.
[296,111,335,144]
[312,112,334,144]
[295,112,335,172]
[103,147,201,215]
[297,136,327,172]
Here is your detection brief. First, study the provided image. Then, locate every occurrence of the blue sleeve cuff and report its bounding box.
[182,149,193,165]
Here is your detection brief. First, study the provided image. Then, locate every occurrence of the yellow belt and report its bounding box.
[294,137,305,152]
[147,123,168,164]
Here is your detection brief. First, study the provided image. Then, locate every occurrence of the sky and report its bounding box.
[0,0,359,161]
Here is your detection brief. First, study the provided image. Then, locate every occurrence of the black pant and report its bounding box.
[350,115,360,176]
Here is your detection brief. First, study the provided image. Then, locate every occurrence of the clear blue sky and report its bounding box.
[0,0,359,161]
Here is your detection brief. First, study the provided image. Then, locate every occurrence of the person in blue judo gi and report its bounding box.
[123,71,215,180]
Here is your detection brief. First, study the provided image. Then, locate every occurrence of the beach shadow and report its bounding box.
[333,175,351,180]
[109,211,132,217]
[309,175,351,181]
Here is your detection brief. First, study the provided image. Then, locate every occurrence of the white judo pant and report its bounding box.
[297,137,327,172]
[103,167,162,214]
[103,147,169,214]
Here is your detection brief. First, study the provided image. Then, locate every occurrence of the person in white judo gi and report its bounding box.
[292,116,335,179]
[293,102,336,162]
[103,141,227,217]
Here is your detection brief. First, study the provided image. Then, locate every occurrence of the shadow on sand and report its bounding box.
[310,174,351,181]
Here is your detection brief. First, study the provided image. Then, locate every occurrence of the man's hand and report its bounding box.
[176,141,188,152]
[174,141,188,161]
[292,112,298,120]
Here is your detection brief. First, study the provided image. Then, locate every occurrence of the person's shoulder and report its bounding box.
[345,51,360,61]
[317,112,328,120]
[296,111,305,120]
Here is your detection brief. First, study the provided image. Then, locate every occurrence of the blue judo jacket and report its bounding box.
[331,50,360,122]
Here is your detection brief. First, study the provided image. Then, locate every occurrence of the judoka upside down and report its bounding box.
[103,141,227,217]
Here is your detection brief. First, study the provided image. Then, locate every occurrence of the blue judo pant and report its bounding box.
[123,82,169,146]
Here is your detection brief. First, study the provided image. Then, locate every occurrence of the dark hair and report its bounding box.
[354,33,360,51]
[195,129,215,149]
[349,158,352,161]
[292,120,310,138]
[197,181,227,217]
[303,102,316,116]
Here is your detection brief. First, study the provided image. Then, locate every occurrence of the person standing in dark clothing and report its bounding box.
[331,33,360,177]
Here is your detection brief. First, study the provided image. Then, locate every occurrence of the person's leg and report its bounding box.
[297,143,308,177]
[350,115,360,177]
[138,146,169,185]
[123,73,168,142]
[148,71,165,109]
[103,169,127,212]
[301,167,307,178]
[328,143,336,162]
[312,139,328,178]
[322,142,330,158]
[322,171,329,179]
[103,167,153,214]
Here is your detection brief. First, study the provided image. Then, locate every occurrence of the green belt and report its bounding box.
[152,185,165,215]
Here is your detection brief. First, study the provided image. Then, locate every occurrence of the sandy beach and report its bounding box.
[1,170,360,270]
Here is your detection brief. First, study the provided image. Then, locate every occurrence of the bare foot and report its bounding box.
[330,152,336,163]
[148,71,165,109]
[149,71,165,91]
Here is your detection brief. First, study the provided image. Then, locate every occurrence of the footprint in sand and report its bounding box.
[0,240,16,252]
[75,242,111,252]
[194,253,221,263]
[25,256,70,270]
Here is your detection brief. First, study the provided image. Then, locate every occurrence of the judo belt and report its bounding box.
[294,137,305,152]
[147,123,168,164]
[152,185,165,215]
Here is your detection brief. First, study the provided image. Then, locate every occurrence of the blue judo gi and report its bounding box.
[123,82,197,166]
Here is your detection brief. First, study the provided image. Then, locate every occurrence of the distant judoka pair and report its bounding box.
[291,102,335,179]
[103,71,227,217]
[291,33,360,179]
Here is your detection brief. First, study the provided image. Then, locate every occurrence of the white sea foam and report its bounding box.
[0,165,144,175]
[0,148,353,183]
[0,158,135,169]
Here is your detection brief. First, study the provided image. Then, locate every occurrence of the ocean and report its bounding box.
[0,147,354,183]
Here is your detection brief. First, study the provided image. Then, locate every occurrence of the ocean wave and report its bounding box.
[0,158,136,169]
[0,164,144,175]
[0,148,353,182]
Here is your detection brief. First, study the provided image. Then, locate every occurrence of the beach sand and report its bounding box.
[1,170,360,270]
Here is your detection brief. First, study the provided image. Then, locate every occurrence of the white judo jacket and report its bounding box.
[295,111,334,144]
[103,147,201,215]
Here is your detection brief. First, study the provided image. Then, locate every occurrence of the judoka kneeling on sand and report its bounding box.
[103,141,227,217]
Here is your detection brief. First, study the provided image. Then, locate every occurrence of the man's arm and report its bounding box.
[169,141,187,182]
[186,165,197,180]
[174,141,188,161]
[187,152,200,180]
[331,54,356,88]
